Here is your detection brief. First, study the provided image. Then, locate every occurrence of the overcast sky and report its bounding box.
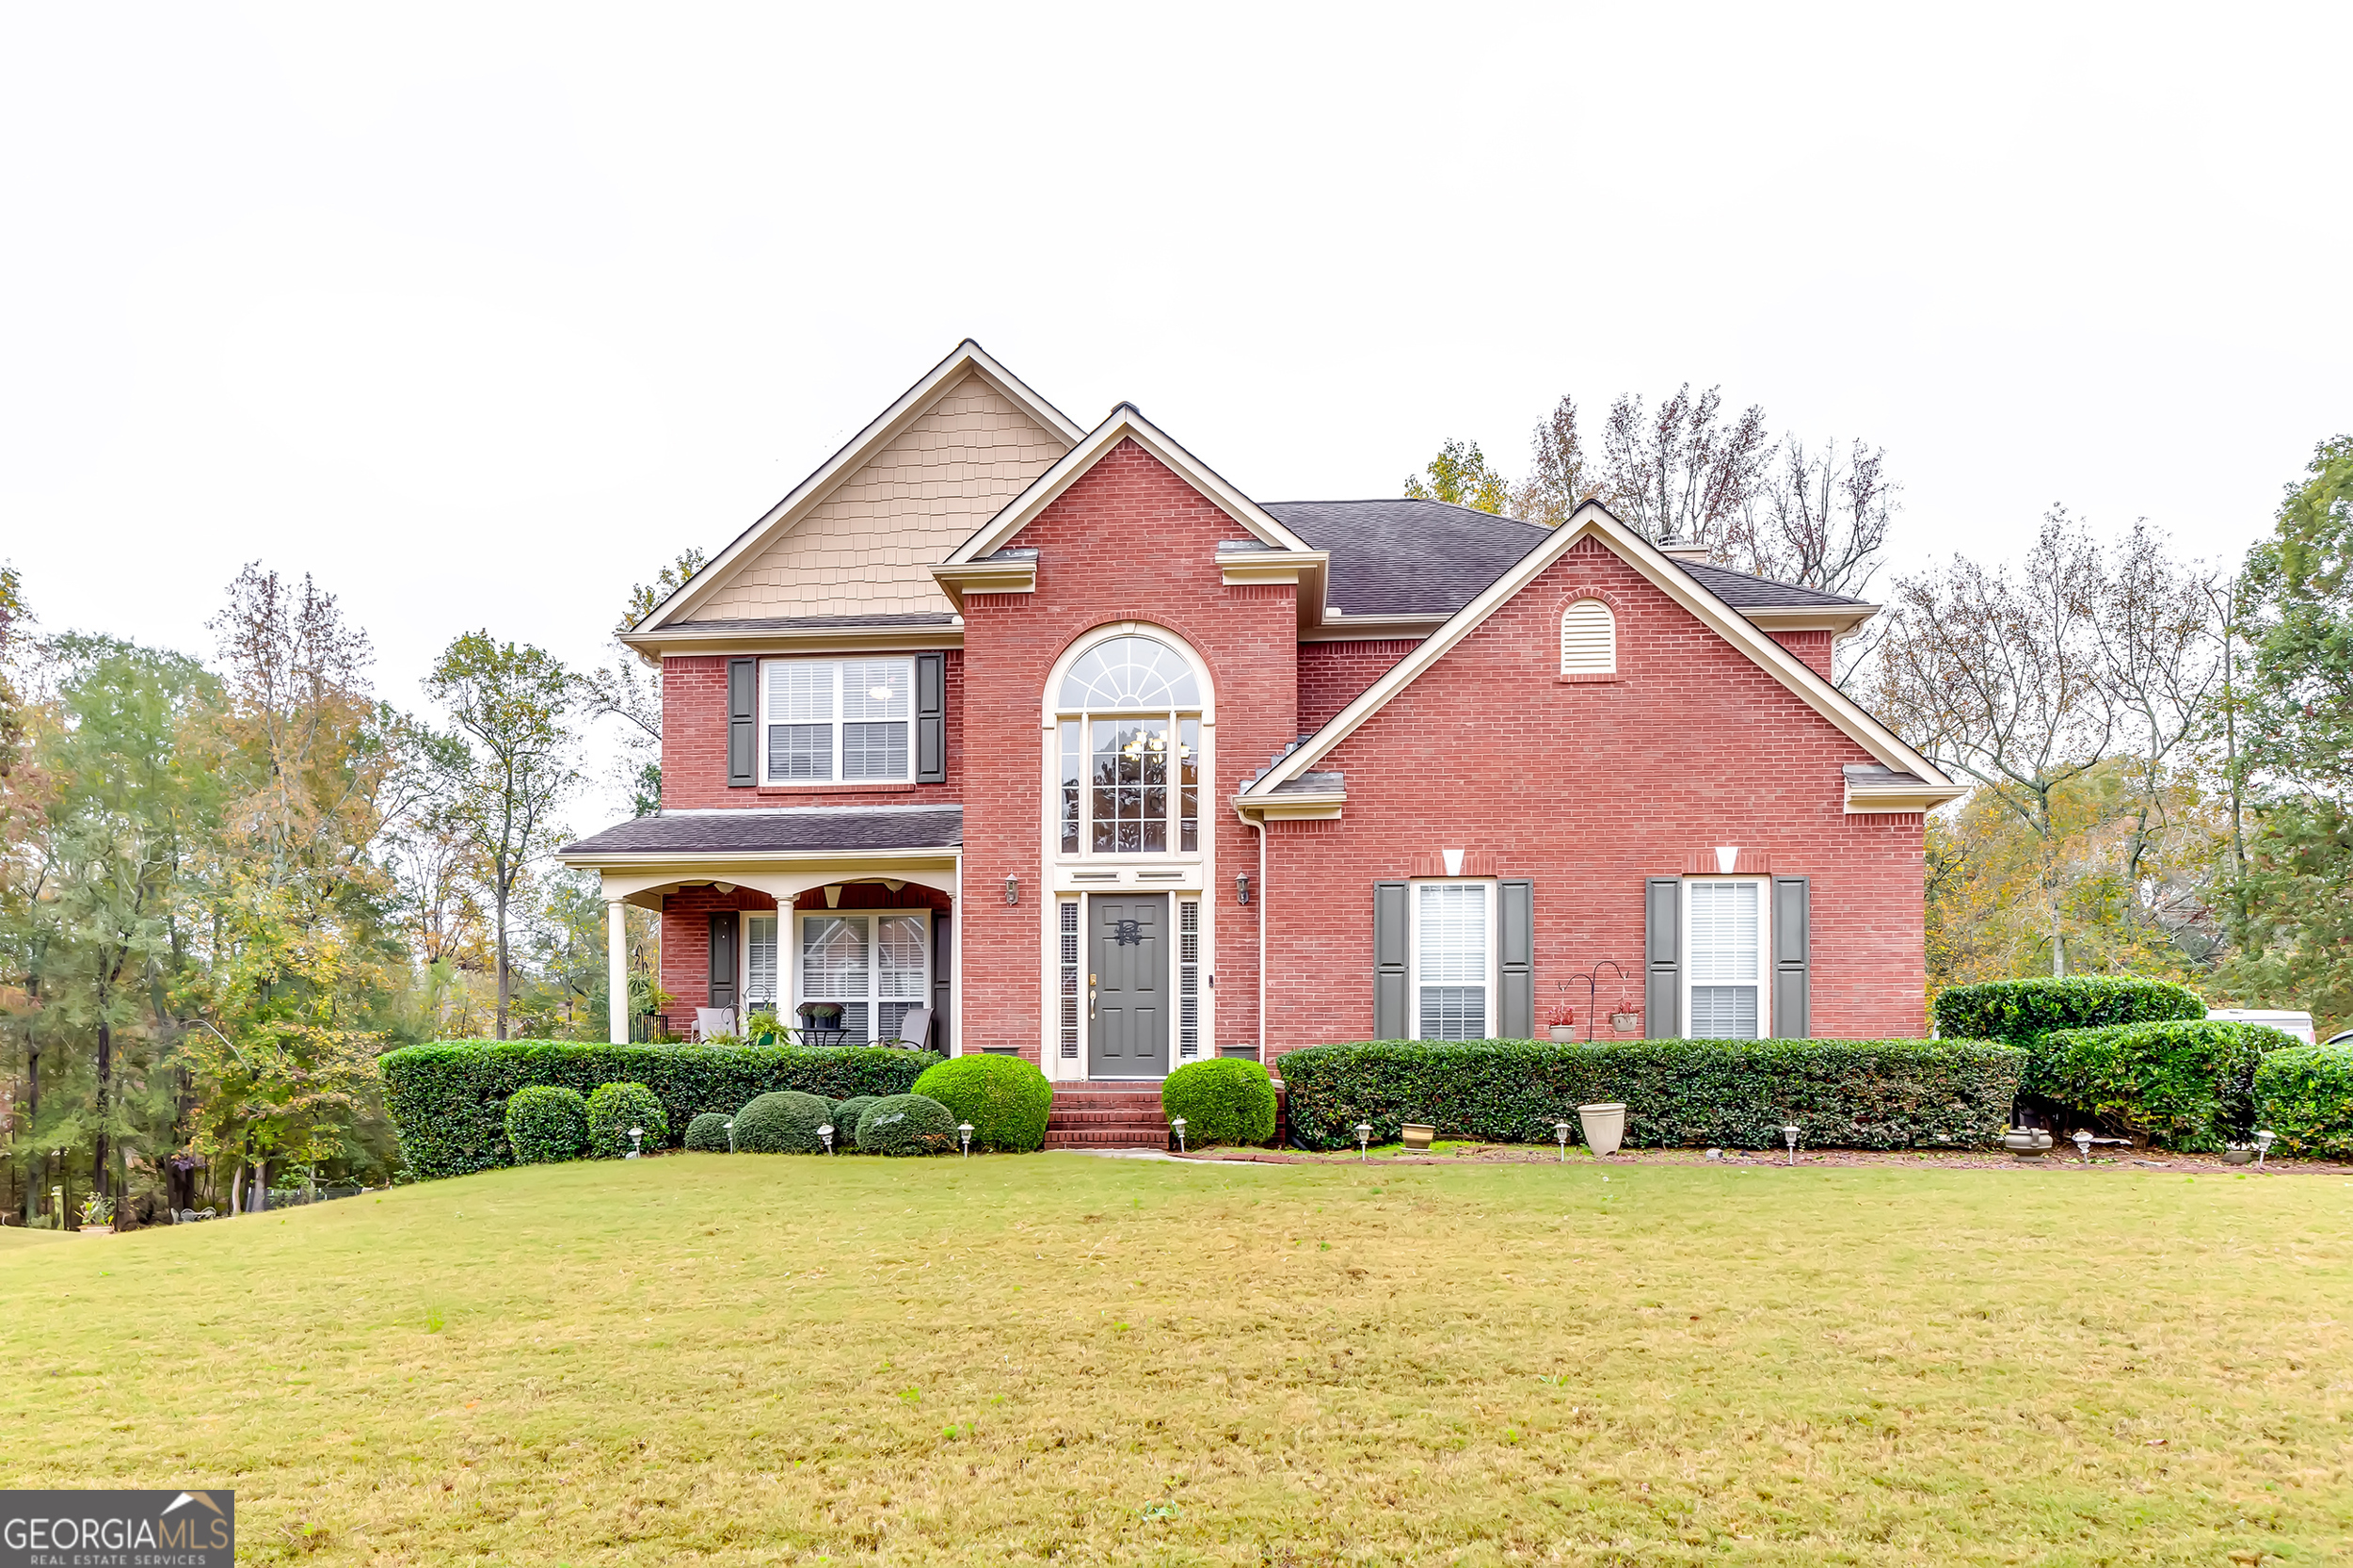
[5,4,2346,826]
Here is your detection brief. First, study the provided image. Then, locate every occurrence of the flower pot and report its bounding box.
[1577,1102,1627,1157]
[2003,1128,2053,1160]
[1401,1123,1435,1152]
[1609,1012,1642,1033]
[1548,1026,1577,1043]
[2221,1145,2256,1165]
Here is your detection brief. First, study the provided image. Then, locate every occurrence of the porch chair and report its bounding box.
[885,1006,933,1050]
[692,1006,737,1043]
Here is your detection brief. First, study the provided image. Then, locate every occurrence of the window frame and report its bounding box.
[1407,877,1497,1041]
[743,911,779,1011]
[790,906,934,1045]
[1051,634,1204,859]
[758,656,917,787]
[1682,875,1770,1039]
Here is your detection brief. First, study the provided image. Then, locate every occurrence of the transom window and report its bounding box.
[1413,881,1493,1040]
[762,658,913,785]
[1055,635,1202,856]
[795,910,930,1043]
[1686,879,1766,1038]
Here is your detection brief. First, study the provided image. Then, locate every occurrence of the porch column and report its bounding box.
[607,897,630,1045]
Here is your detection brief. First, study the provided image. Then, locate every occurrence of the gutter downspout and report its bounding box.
[1244,809,1267,1064]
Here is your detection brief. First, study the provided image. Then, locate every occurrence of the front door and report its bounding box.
[1089,894,1168,1077]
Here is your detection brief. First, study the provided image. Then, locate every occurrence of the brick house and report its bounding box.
[560,341,1961,1080]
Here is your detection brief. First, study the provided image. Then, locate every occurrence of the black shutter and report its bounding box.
[915,651,947,783]
[1498,878,1534,1039]
[1644,877,1681,1038]
[1773,875,1811,1038]
[708,913,738,1011]
[1373,881,1409,1040]
[931,914,952,1053]
[727,658,758,787]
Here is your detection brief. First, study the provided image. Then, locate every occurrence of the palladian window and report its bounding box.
[1055,635,1202,856]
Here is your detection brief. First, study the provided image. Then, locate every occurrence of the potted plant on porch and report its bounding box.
[1546,1000,1577,1043]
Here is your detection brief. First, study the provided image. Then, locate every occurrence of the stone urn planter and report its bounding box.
[1401,1123,1436,1152]
[2221,1144,2256,1165]
[1577,1102,1627,1157]
[2003,1128,2054,1160]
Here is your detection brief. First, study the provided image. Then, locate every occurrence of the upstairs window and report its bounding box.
[762,658,913,784]
[1561,599,1616,676]
[1055,635,1202,856]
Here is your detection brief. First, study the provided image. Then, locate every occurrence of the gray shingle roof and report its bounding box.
[1262,499,1870,616]
[561,806,963,858]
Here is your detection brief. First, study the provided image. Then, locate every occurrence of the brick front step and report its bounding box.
[1045,1085,1170,1148]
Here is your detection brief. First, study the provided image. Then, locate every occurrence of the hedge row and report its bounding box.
[2038,1019,2297,1151]
[1277,1037,2025,1151]
[1930,976,2203,1045]
[381,1040,938,1179]
[2253,1044,2353,1160]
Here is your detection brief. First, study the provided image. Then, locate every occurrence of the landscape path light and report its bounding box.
[2255,1129,2276,1169]
[1554,1120,1571,1162]
[959,1122,974,1158]
[725,1118,736,1154]
[627,1127,644,1160]
[1781,1125,1801,1165]
[2073,1130,2094,1164]
[818,1123,836,1155]
[1355,1123,1372,1160]
[1171,1116,1188,1155]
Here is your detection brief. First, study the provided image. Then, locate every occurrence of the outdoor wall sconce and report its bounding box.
[1004,875,1019,905]
[1555,1121,1572,1162]
[1171,1116,1188,1154]
[959,1122,974,1158]
[818,1123,835,1155]
[1781,1124,1801,1165]
[1355,1123,1372,1160]
[626,1127,644,1160]
[1234,872,1251,906]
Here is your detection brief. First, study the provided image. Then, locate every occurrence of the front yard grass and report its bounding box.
[4,1156,2348,1564]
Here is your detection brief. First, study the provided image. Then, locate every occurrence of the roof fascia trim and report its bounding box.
[1241,501,1955,796]
[555,845,963,871]
[639,341,1082,631]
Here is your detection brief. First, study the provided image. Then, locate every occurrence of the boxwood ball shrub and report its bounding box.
[1278,1037,2025,1151]
[828,1096,877,1147]
[585,1081,668,1159]
[504,1085,589,1164]
[733,1091,833,1154]
[1160,1058,1276,1147]
[2252,1042,2353,1160]
[911,1055,1053,1152]
[378,1040,938,1178]
[2039,1019,2298,1150]
[683,1112,733,1152]
[855,1094,959,1156]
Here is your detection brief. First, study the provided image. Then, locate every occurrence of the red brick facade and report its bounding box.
[1298,638,1422,730]
[660,649,965,809]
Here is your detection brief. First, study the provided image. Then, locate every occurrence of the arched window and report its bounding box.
[1055,634,1203,855]
[1561,599,1616,676]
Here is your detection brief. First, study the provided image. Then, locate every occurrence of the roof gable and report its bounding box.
[1240,499,1958,804]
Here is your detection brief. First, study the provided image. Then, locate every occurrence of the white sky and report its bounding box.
[5,3,2347,828]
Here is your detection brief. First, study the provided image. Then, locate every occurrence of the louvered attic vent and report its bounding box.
[1560,599,1617,676]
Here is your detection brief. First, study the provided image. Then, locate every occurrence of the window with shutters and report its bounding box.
[1560,599,1616,677]
[744,914,778,1009]
[1411,880,1494,1040]
[1684,878,1768,1038]
[793,909,931,1043]
[760,658,914,784]
[1051,633,1204,856]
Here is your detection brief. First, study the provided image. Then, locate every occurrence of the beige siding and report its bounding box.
[695,376,1067,620]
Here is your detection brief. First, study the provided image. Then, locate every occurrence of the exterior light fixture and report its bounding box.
[1171,1116,1188,1155]
[2073,1130,2093,1164]
[958,1122,974,1158]
[1555,1120,1572,1162]
[1781,1124,1801,1165]
[1234,872,1251,906]
[627,1127,644,1160]
[2254,1129,2276,1168]
[818,1123,835,1155]
[1355,1123,1372,1160]
[1004,875,1019,906]
[725,1118,736,1154]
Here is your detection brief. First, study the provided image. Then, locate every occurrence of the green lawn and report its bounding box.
[4,1156,2348,1565]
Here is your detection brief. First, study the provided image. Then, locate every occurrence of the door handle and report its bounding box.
[1090,988,1097,1019]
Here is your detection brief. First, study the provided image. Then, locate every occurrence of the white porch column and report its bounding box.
[607,897,630,1045]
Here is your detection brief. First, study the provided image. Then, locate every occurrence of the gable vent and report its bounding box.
[1561,599,1617,676]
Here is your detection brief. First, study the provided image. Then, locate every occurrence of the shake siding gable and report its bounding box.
[1264,536,1926,1054]
[959,439,1299,1062]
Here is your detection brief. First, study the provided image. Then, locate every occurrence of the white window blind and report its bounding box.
[796,911,933,1045]
[763,659,914,784]
[1688,880,1761,1039]
[1059,900,1080,1059]
[1561,599,1616,675]
[745,915,777,1007]
[1416,883,1489,1040]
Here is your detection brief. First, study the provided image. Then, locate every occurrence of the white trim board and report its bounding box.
[1237,499,1961,807]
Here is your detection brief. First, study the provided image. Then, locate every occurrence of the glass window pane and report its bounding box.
[1689,985,1759,1039]
[875,915,928,1000]
[1060,720,1080,854]
[841,721,908,779]
[1688,882,1760,984]
[1178,717,1199,852]
[1418,986,1486,1041]
[769,662,833,723]
[800,916,869,999]
[768,723,832,780]
[1058,635,1200,710]
[1417,884,1487,984]
[841,661,910,722]
[746,916,777,1006]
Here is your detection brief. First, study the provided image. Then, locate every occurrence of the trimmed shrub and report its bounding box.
[911,1055,1053,1152]
[2040,1020,2298,1150]
[855,1094,959,1156]
[378,1040,939,1178]
[683,1112,733,1152]
[734,1091,833,1154]
[585,1082,667,1159]
[828,1096,878,1147]
[1278,1037,2025,1151]
[2252,1042,2353,1160]
[504,1085,588,1164]
[1931,976,2203,1049]
[1161,1058,1276,1147]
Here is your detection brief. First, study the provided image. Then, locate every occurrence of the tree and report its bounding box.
[1598,384,1773,552]
[1513,395,1595,527]
[424,633,580,1040]
[1403,440,1512,514]
[582,548,704,819]
[1739,438,1898,599]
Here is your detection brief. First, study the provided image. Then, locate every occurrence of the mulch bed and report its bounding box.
[1179,1144,2353,1175]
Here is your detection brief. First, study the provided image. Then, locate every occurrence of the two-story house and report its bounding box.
[559,341,1961,1080]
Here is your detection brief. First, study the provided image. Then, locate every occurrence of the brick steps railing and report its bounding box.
[1044,1086,1169,1150]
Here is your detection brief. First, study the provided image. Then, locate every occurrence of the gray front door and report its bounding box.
[1089,894,1168,1077]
